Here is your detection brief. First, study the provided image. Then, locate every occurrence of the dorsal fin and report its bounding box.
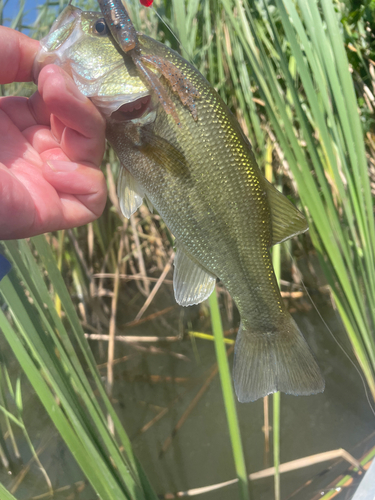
[265,180,308,246]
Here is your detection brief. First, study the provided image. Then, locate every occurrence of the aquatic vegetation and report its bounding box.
[216,0,375,401]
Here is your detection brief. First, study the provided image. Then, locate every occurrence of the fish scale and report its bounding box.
[33,4,325,402]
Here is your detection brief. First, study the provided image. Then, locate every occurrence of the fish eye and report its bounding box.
[94,18,108,36]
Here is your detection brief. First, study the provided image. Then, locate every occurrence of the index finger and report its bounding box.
[0,27,40,84]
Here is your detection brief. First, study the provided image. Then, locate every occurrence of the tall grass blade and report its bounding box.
[217,0,375,399]
[266,158,282,500]
[0,482,17,500]
[0,238,157,500]
[273,392,281,500]
[208,290,250,500]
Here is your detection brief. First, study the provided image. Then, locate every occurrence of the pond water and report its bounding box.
[0,254,374,500]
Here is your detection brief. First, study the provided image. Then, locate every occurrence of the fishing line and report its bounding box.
[287,249,375,418]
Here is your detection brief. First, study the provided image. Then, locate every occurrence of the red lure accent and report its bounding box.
[140,0,153,6]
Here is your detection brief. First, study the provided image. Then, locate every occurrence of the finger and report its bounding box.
[0,27,39,84]
[0,163,35,239]
[42,160,107,219]
[0,109,43,169]
[22,126,61,157]
[0,91,51,132]
[1,158,107,239]
[38,65,106,166]
[38,65,101,137]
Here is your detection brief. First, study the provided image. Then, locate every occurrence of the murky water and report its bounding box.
[1,254,374,500]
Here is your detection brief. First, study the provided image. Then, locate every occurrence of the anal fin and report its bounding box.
[173,246,216,306]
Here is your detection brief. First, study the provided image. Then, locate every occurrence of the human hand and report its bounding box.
[0,27,107,240]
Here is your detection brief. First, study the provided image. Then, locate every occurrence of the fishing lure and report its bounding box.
[98,0,137,51]
[98,0,199,123]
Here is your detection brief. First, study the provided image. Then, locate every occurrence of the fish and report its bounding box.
[33,4,325,402]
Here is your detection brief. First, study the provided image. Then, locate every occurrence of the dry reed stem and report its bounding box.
[85,333,180,343]
[87,222,94,266]
[148,375,190,384]
[139,407,175,436]
[133,231,163,243]
[159,365,219,457]
[124,305,179,328]
[82,304,179,334]
[263,395,270,467]
[134,253,175,322]
[94,273,173,285]
[280,291,304,298]
[136,386,195,437]
[97,230,122,302]
[87,222,98,316]
[223,288,234,323]
[305,442,375,500]
[223,327,238,337]
[130,214,150,296]
[146,211,166,271]
[9,440,52,495]
[0,444,9,469]
[97,353,138,369]
[161,449,363,498]
[106,225,125,433]
[30,481,86,500]
[0,401,21,462]
[128,343,190,361]
[67,229,92,286]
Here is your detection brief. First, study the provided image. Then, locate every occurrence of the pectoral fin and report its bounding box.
[144,195,154,213]
[266,181,308,245]
[117,167,144,219]
[173,246,216,306]
[139,129,190,178]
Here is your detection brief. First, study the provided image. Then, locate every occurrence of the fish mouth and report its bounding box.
[110,95,152,122]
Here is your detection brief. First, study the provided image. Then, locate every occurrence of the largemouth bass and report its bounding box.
[33,4,325,402]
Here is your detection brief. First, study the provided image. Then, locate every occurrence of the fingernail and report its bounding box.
[47,160,79,172]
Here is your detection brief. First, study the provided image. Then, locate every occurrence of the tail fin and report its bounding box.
[233,315,324,403]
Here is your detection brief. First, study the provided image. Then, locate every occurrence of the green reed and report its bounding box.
[209,290,250,500]
[0,238,158,500]
[213,0,375,398]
